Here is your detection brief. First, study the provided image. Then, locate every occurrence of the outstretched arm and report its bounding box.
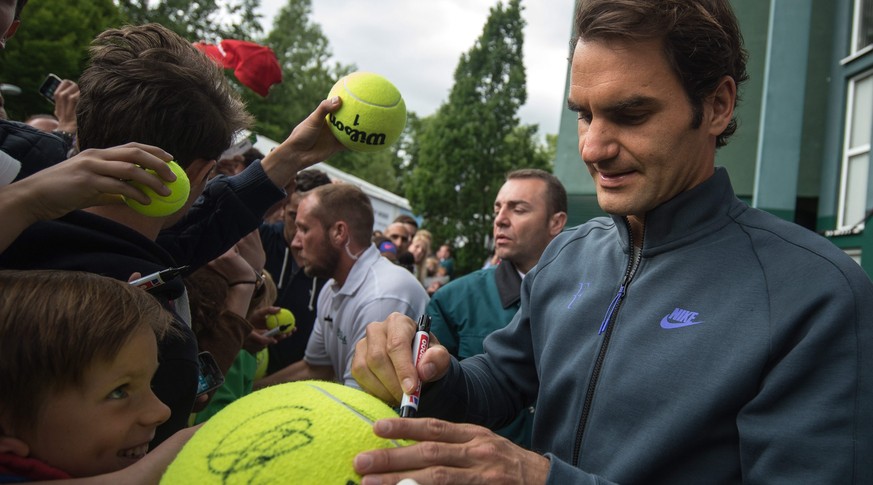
[260,96,345,190]
[0,143,174,253]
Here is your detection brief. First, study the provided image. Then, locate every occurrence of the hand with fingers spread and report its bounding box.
[352,312,452,406]
[353,418,550,485]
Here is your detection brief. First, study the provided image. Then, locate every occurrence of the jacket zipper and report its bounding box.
[571,218,643,467]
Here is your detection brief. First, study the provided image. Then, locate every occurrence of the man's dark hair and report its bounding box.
[296,169,331,193]
[506,168,568,216]
[393,213,418,229]
[574,0,748,147]
[77,24,252,168]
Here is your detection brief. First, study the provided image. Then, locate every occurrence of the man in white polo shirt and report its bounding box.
[255,183,429,389]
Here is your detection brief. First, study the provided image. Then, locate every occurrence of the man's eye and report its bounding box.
[616,113,649,125]
[577,112,592,124]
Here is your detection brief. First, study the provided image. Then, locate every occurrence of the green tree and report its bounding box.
[240,0,342,143]
[407,0,546,274]
[1,0,122,121]
[115,0,262,43]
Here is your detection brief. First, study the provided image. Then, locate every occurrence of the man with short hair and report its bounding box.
[260,169,332,374]
[256,183,429,389]
[393,213,418,239]
[384,221,411,255]
[428,169,567,447]
[350,0,873,483]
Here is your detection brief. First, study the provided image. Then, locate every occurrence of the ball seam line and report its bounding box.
[308,383,406,448]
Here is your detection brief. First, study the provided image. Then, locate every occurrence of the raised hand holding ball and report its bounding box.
[123,160,190,217]
[326,71,407,152]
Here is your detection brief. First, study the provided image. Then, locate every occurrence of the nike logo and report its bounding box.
[660,307,704,329]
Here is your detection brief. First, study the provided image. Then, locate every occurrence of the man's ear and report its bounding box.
[186,159,216,191]
[331,221,349,246]
[549,212,568,237]
[706,75,737,137]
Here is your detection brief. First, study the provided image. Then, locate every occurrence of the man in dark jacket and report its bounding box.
[350,0,873,483]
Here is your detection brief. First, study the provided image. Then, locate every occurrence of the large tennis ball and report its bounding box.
[265,308,295,335]
[161,380,412,484]
[326,71,406,152]
[124,160,190,217]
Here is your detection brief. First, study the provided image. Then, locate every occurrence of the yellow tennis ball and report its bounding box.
[326,71,407,152]
[124,160,190,217]
[253,348,269,381]
[161,380,413,484]
[265,308,296,335]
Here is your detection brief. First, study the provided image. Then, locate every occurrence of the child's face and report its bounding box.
[22,324,170,477]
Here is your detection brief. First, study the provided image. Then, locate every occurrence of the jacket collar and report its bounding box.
[494,259,522,309]
[612,167,739,256]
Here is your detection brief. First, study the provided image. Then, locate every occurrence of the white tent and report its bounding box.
[250,133,415,231]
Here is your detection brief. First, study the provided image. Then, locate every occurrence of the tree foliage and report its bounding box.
[115,0,263,43]
[0,0,121,121]
[407,0,548,274]
[240,0,342,142]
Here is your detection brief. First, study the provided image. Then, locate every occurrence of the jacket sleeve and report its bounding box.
[157,160,285,271]
[418,275,538,431]
[736,254,873,484]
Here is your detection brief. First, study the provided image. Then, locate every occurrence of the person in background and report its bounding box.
[408,232,431,286]
[384,221,411,256]
[393,213,418,240]
[260,169,333,375]
[373,235,399,263]
[427,169,568,448]
[435,243,454,279]
[384,220,413,274]
[350,0,873,483]
[255,183,428,389]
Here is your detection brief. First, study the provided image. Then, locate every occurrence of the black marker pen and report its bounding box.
[399,314,431,418]
[129,265,189,292]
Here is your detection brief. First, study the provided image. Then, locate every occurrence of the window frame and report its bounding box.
[837,69,873,229]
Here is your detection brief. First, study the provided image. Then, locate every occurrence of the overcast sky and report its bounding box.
[256,0,576,137]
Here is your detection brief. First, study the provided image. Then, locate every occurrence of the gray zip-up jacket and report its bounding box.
[421,167,873,483]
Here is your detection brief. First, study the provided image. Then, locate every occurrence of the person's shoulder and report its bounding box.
[540,216,616,258]
[370,255,425,288]
[737,207,872,283]
[431,267,494,298]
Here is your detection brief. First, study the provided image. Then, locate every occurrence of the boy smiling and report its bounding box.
[0,270,173,480]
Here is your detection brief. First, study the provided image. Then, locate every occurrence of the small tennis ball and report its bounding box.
[253,348,269,381]
[124,160,190,217]
[326,71,407,152]
[161,380,413,484]
[265,308,295,335]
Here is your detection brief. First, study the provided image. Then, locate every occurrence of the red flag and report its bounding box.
[194,40,282,97]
